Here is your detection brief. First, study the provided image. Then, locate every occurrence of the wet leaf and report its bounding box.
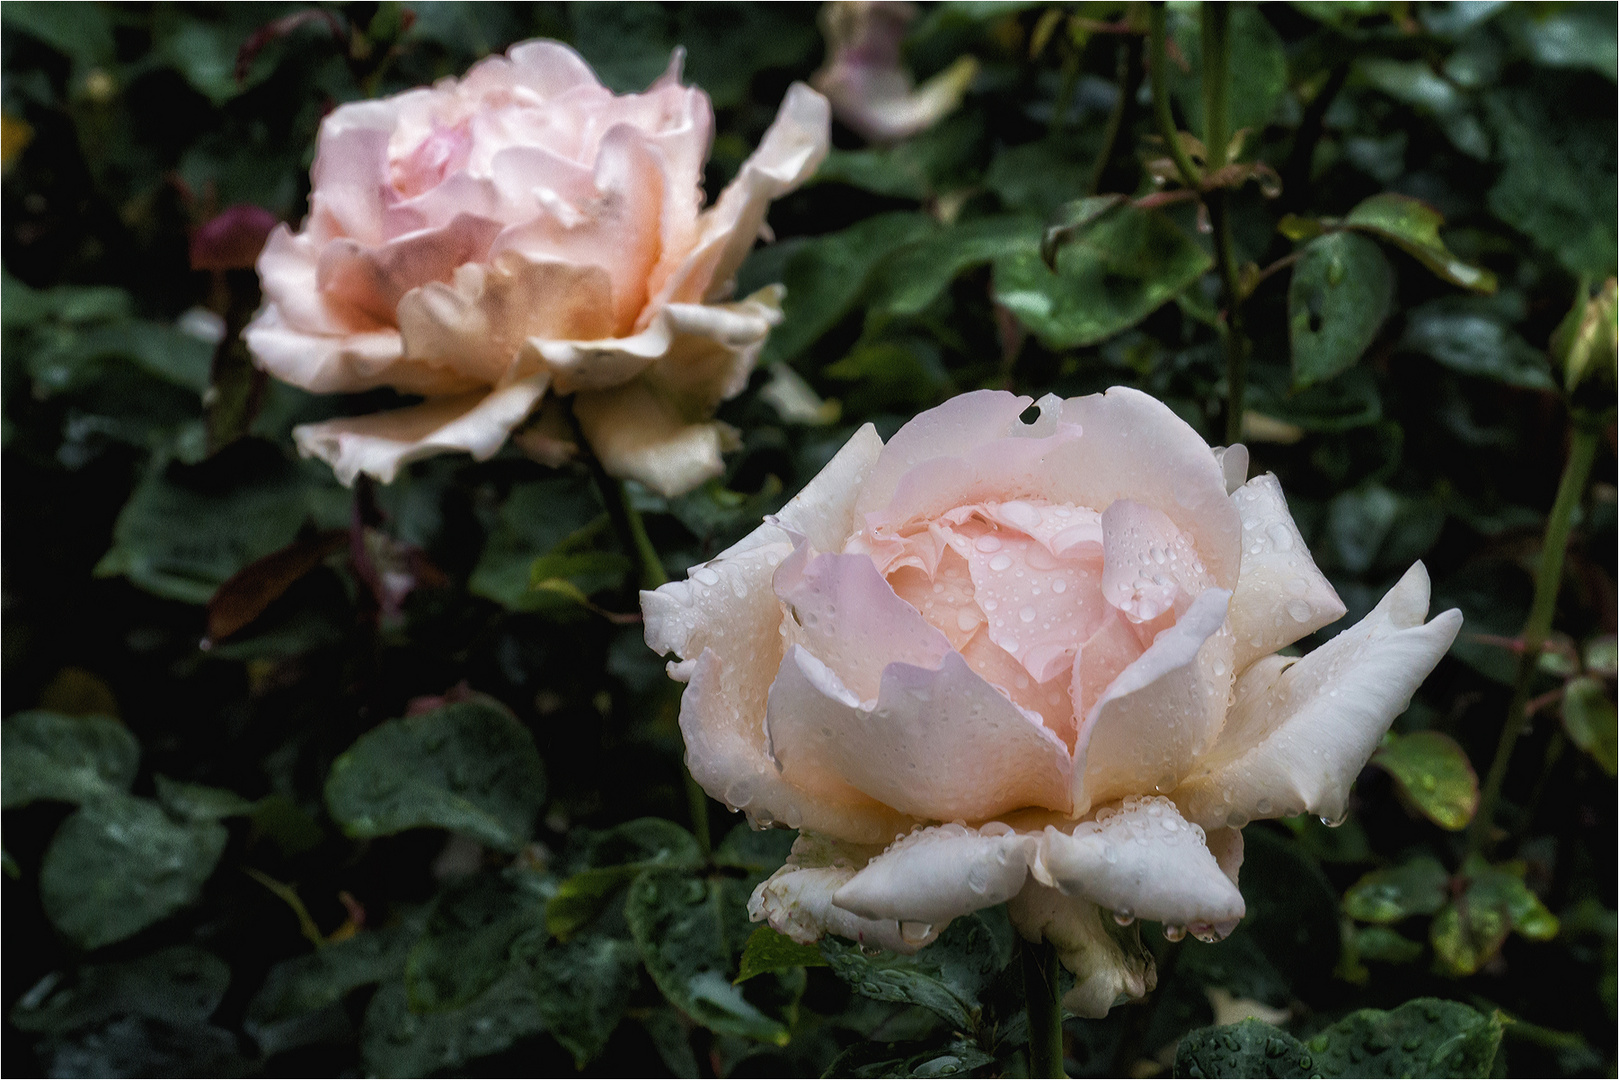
[245,919,421,1055]
[531,935,641,1067]
[325,698,546,854]
[10,945,229,1034]
[40,793,229,949]
[825,1035,995,1078]
[1400,296,1555,390]
[1172,1018,1314,1078]
[1344,193,1497,292]
[1288,232,1394,388]
[1432,857,1560,975]
[2,711,138,809]
[1371,730,1480,830]
[547,818,704,938]
[1343,856,1450,924]
[360,969,544,1077]
[870,214,1041,319]
[1305,998,1504,1078]
[1352,925,1426,965]
[1562,676,1618,775]
[737,926,829,983]
[406,870,549,1012]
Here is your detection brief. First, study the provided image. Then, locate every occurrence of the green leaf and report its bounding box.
[819,908,1014,1032]
[531,935,641,1067]
[1563,676,1618,776]
[153,776,256,821]
[469,477,608,613]
[1354,59,1491,159]
[1249,364,1384,433]
[1305,998,1504,1078]
[2,711,138,809]
[1431,858,1559,975]
[641,1006,701,1077]
[1167,5,1289,139]
[1371,731,1480,830]
[95,451,347,605]
[324,698,547,854]
[813,147,931,201]
[625,868,791,1044]
[10,945,229,1034]
[1288,232,1394,388]
[987,142,1093,218]
[869,215,1041,319]
[360,969,545,1077]
[406,870,549,1013]
[1325,483,1443,576]
[1502,4,1617,81]
[824,1036,995,1078]
[40,793,228,950]
[1344,193,1498,293]
[713,824,797,879]
[245,920,420,1055]
[994,205,1212,348]
[737,926,829,983]
[1352,925,1426,965]
[1344,856,1450,924]
[1400,296,1555,389]
[0,1,115,68]
[822,340,952,412]
[1173,1018,1315,1078]
[547,818,704,938]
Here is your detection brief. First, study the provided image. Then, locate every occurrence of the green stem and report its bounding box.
[1023,937,1066,1078]
[1200,4,1231,172]
[1086,41,1135,195]
[1194,2,1247,447]
[1469,421,1601,855]
[614,479,668,591]
[1148,4,1201,190]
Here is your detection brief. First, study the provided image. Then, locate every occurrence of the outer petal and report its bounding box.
[572,380,734,498]
[1032,796,1247,928]
[854,389,1035,518]
[291,374,549,485]
[749,835,929,953]
[1074,589,1234,813]
[243,305,480,397]
[765,645,1074,821]
[256,226,370,336]
[1174,562,1464,830]
[1007,883,1156,1019]
[830,823,1037,925]
[772,425,886,554]
[653,83,831,307]
[1227,473,1347,672]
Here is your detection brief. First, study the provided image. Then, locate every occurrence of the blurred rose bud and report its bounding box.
[1552,277,1617,399]
[191,204,280,271]
[245,41,830,495]
[812,1,979,144]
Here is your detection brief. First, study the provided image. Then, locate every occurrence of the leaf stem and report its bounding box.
[1469,420,1601,854]
[1147,4,1201,190]
[1086,40,1140,196]
[1023,937,1067,1078]
[1197,3,1248,447]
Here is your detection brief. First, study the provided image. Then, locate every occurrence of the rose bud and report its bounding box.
[642,388,1461,1016]
[246,42,830,495]
[812,1,979,144]
[191,204,280,271]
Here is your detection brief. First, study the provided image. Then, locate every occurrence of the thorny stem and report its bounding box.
[1469,421,1601,855]
[1023,937,1067,1078]
[1198,3,1249,447]
[1147,4,1201,190]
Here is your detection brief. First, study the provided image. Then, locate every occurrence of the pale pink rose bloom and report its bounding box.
[642,388,1461,1016]
[246,41,830,496]
[812,1,979,144]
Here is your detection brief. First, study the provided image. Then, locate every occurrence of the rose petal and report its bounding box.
[1100,498,1213,624]
[959,629,1076,747]
[1074,588,1234,813]
[291,373,550,485]
[307,106,396,247]
[1033,796,1246,927]
[1174,562,1463,829]
[1007,883,1156,1019]
[831,823,1037,925]
[571,380,734,498]
[257,226,369,336]
[1069,608,1146,724]
[765,645,1074,821]
[243,304,479,396]
[1227,473,1347,672]
[855,390,1036,519]
[771,423,886,554]
[317,213,503,327]
[750,834,930,953]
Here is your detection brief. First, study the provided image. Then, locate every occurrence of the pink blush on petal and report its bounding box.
[392,122,474,198]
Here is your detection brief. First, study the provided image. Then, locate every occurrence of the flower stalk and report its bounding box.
[1023,937,1067,1078]
[1198,3,1249,447]
[1469,419,1602,854]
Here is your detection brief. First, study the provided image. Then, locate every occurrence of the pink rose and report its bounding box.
[246,42,830,496]
[641,388,1461,1016]
[812,1,978,143]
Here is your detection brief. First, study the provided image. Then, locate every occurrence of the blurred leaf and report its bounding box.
[1432,857,1559,976]
[1279,813,1374,864]
[1372,731,1479,830]
[870,215,1041,319]
[547,818,704,938]
[737,926,829,983]
[823,340,952,411]
[625,868,791,1044]
[1550,277,1618,395]
[1344,856,1449,924]
[811,148,931,201]
[1502,3,1617,80]
[1563,676,1618,776]
[1249,365,1383,433]
[531,935,641,1067]
[469,477,608,613]
[10,945,229,1034]
[33,1015,244,1078]
[407,870,548,1013]
[1400,296,1555,390]
[1232,828,1344,994]
[820,908,1014,1032]
[1355,58,1491,159]
[1289,232,1394,388]
[245,920,420,1054]
[0,1,115,68]
[713,823,797,879]
[1173,1018,1314,1078]
[1352,925,1426,964]
[325,698,547,854]
[526,549,630,602]
[1305,998,1504,1077]
[40,792,228,950]
[1167,5,1289,139]
[205,529,346,643]
[994,205,1212,348]
[360,969,544,1077]
[153,776,256,821]
[641,1005,701,1077]
[825,1036,995,1078]
[1325,483,1443,576]
[1344,193,1498,293]
[2,711,138,809]
[987,142,1092,218]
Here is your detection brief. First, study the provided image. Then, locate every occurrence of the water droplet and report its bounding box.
[1051,579,1066,594]
[975,535,1002,553]
[1113,911,1135,926]
[1019,605,1037,623]
[1163,924,1186,942]
[989,553,1013,572]
[957,609,980,632]
[900,921,934,945]
[1286,599,1312,623]
[694,566,720,586]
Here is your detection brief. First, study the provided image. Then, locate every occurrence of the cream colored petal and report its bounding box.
[770,424,885,554]
[1074,588,1234,813]
[1006,883,1156,1019]
[291,373,549,486]
[819,54,979,144]
[1032,796,1247,928]
[256,226,366,337]
[1227,473,1346,672]
[315,213,502,326]
[571,380,733,498]
[831,823,1037,925]
[243,305,481,397]
[1214,444,1249,495]
[749,834,928,953]
[1175,562,1464,830]
[854,389,1035,518]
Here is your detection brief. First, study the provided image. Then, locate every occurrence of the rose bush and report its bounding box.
[643,387,1462,1016]
[246,40,830,496]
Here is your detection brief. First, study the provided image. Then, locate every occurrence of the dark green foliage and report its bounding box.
[1,711,138,809]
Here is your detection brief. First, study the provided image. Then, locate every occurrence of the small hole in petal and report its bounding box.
[1018,404,1041,425]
